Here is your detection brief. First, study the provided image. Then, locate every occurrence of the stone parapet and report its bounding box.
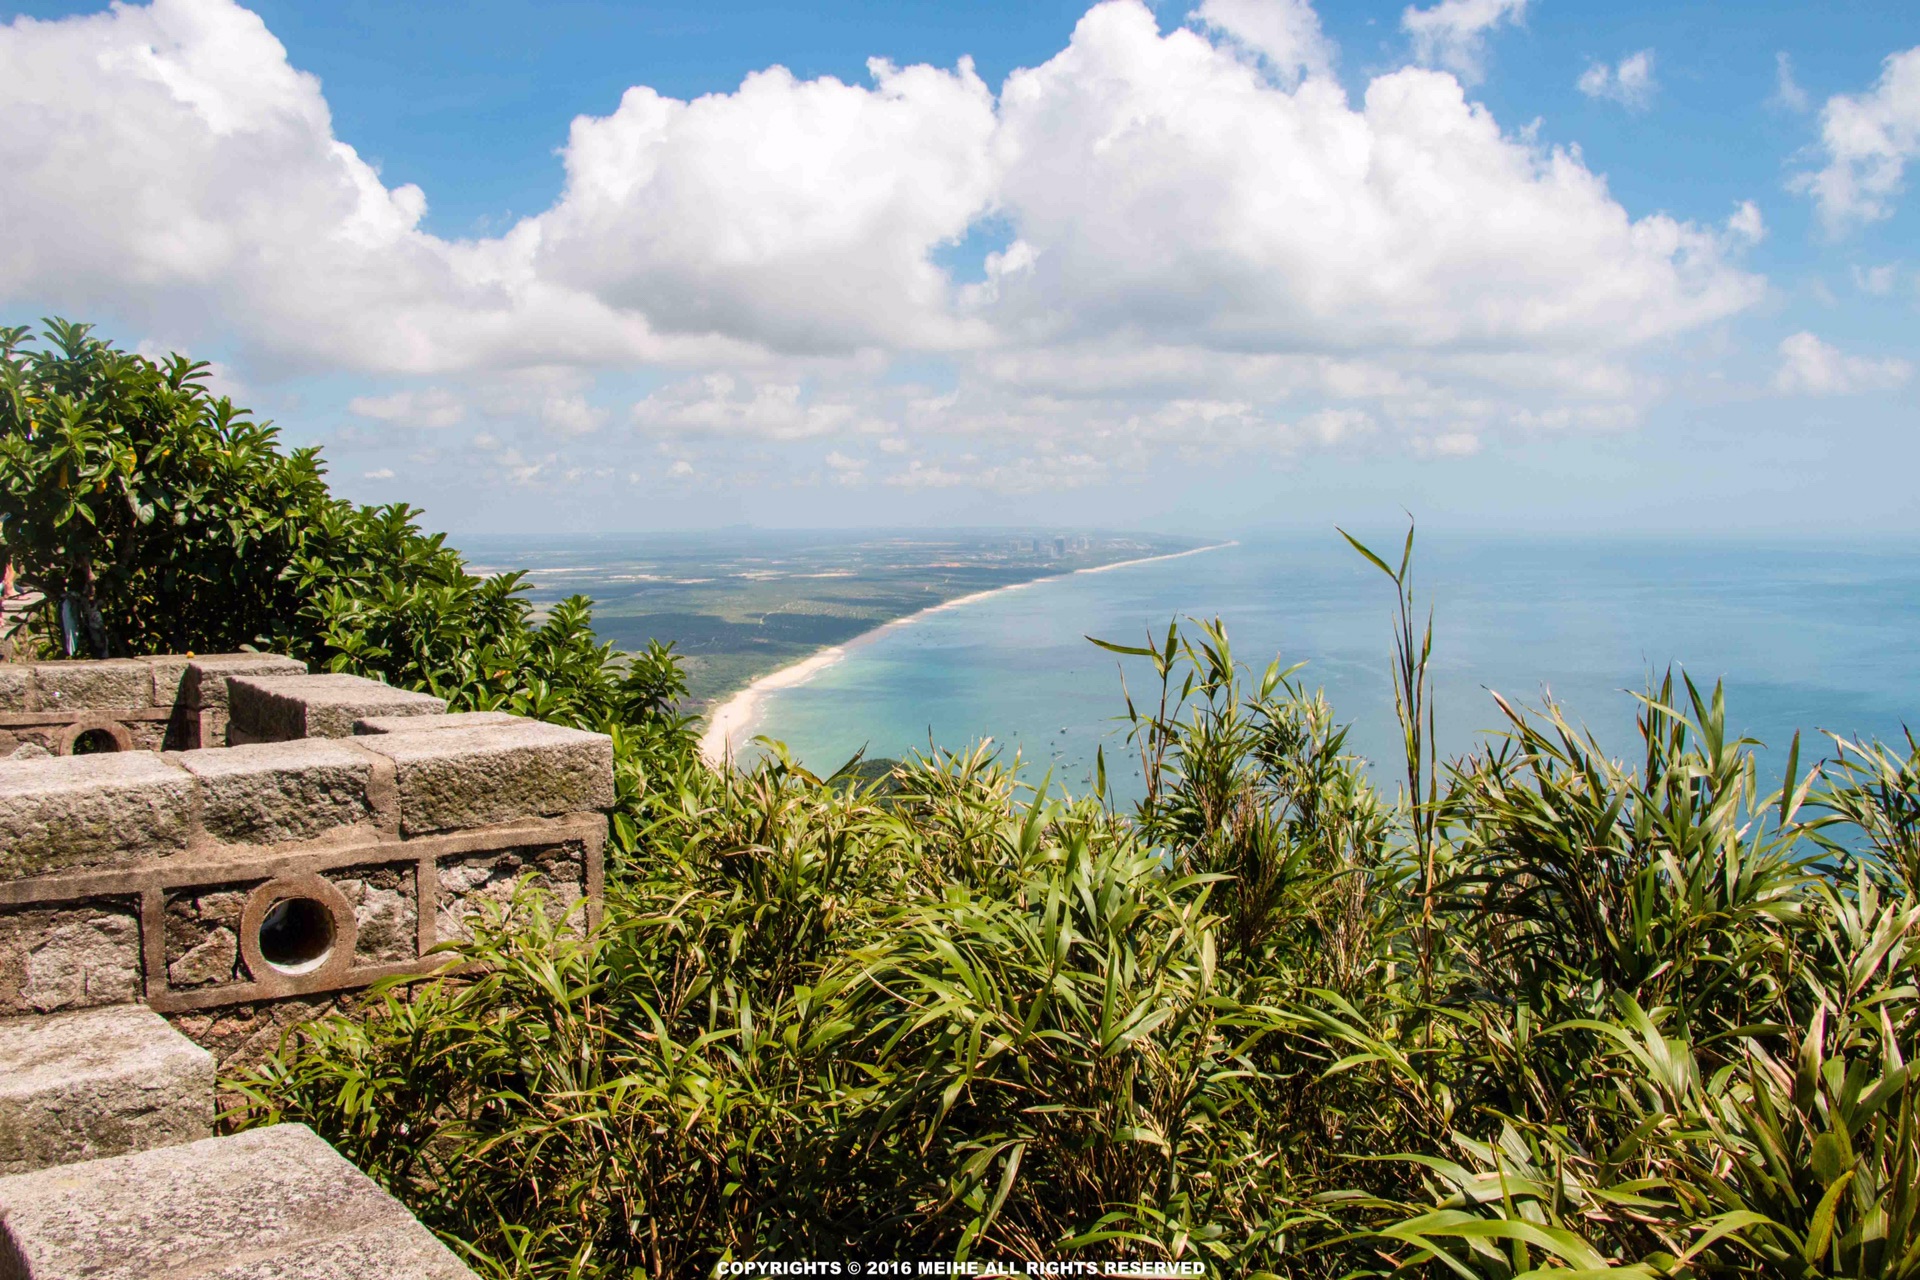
[0,1122,478,1278]
[0,653,611,1270]
[0,717,610,1028]
[0,652,306,757]
[0,1005,213,1176]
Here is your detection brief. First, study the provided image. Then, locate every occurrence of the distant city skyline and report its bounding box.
[1,0,1915,537]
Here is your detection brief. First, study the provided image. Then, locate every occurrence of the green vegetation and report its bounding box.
[8,322,1919,1278]
[0,320,693,794]
[234,554,1920,1277]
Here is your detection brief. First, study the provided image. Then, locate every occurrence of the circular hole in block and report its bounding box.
[71,727,124,754]
[257,897,336,974]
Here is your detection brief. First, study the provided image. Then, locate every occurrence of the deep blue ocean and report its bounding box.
[743,535,1920,803]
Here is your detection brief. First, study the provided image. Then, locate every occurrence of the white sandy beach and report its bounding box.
[697,540,1238,763]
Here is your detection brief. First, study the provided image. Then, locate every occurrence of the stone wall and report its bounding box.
[0,657,542,1274]
[0,652,307,757]
[0,660,614,1066]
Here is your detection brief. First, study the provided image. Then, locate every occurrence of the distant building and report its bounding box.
[1053,537,1067,558]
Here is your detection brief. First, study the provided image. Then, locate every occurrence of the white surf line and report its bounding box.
[696,540,1239,764]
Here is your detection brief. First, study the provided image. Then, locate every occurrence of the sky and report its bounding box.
[1,0,1915,538]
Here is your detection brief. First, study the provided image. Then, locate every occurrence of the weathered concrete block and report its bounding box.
[176,739,378,845]
[0,904,142,1016]
[0,668,28,714]
[359,721,614,835]
[228,674,447,742]
[0,1005,214,1176]
[0,1123,477,1279]
[0,754,193,878]
[354,710,525,735]
[29,659,153,711]
[171,653,309,712]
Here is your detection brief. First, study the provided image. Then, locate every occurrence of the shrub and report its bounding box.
[0,318,695,833]
[232,534,1920,1280]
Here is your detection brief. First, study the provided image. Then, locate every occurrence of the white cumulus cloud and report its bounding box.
[987,4,1754,355]
[0,0,1778,491]
[1774,331,1912,395]
[533,58,999,355]
[1795,46,1920,232]
[630,374,873,440]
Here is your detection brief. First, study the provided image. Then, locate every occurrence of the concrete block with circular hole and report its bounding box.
[0,652,294,757]
[227,673,447,743]
[0,1123,479,1279]
[0,654,609,1071]
[0,1004,213,1176]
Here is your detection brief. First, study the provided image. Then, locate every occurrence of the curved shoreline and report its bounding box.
[697,540,1238,763]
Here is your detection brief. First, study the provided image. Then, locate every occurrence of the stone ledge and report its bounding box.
[0,754,193,880]
[0,1122,476,1279]
[0,1005,213,1176]
[169,654,309,712]
[358,720,616,836]
[176,739,383,845]
[228,674,447,742]
[27,660,153,714]
[354,711,525,735]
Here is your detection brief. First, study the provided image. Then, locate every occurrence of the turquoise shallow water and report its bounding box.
[742,535,1920,802]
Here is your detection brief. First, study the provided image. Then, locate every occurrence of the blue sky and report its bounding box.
[1,0,1915,537]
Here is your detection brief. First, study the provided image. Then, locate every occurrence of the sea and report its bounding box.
[734,534,1920,804]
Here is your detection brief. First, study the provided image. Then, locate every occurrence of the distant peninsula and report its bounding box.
[464,528,1214,709]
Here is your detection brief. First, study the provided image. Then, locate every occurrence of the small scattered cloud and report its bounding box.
[1852,263,1900,295]
[667,459,694,478]
[1774,331,1912,395]
[1725,201,1766,246]
[1793,46,1920,232]
[1401,0,1526,83]
[347,388,466,429]
[822,449,868,485]
[631,374,870,440]
[1415,431,1483,457]
[1773,52,1810,113]
[539,393,607,438]
[1578,50,1657,110]
[362,467,396,480]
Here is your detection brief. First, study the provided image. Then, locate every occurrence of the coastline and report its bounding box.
[697,540,1238,763]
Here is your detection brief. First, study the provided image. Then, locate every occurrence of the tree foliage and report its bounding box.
[0,318,693,821]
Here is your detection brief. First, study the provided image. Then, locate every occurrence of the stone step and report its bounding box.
[0,1005,213,1176]
[0,1122,478,1279]
[226,674,447,742]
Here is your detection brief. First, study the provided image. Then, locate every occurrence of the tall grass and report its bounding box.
[232,532,1920,1279]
